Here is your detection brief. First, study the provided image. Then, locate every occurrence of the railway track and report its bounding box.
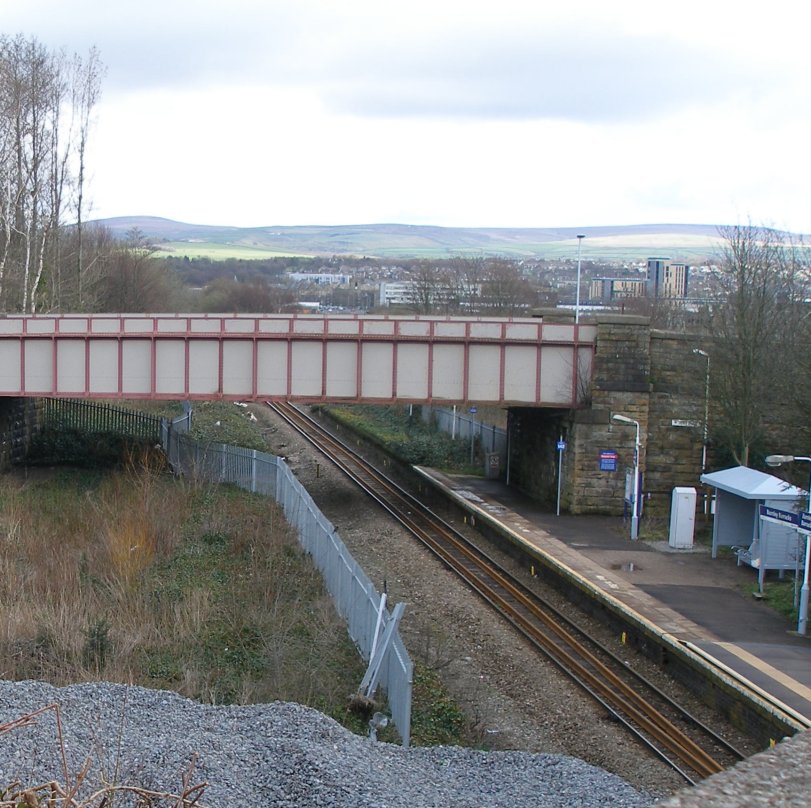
[267,401,747,783]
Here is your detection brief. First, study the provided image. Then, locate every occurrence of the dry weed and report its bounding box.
[0,460,365,711]
[0,704,208,807]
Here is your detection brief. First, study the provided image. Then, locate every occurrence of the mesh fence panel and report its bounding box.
[427,405,508,458]
[161,418,413,745]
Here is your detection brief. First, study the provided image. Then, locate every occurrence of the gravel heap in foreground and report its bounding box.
[0,680,653,807]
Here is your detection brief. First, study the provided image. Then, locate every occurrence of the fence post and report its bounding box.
[155,417,412,746]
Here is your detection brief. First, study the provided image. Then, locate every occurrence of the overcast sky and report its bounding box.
[6,0,811,232]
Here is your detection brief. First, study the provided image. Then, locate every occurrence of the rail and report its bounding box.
[269,401,747,783]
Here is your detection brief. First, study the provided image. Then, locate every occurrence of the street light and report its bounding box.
[765,454,811,635]
[575,234,585,324]
[612,413,641,540]
[693,348,710,512]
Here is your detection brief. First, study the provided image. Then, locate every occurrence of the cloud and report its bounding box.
[7,0,811,232]
[319,31,764,123]
[7,0,771,125]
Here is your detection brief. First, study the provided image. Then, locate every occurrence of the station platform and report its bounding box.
[414,467,811,733]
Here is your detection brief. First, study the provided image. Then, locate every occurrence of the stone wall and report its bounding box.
[646,331,707,513]
[509,315,707,517]
[507,407,570,509]
[0,398,41,469]
[570,315,651,514]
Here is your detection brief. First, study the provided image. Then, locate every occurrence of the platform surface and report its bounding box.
[418,468,811,724]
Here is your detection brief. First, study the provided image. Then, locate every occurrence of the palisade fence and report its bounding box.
[424,405,507,461]
[41,398,164,442]
[160,409,413,746]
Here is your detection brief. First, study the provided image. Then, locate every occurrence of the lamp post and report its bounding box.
[612,413,641,540]
[693,348,710,512]
[765,454,811,635]
[575,234,585,324]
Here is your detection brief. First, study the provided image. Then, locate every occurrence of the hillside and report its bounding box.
[94,216,727,261]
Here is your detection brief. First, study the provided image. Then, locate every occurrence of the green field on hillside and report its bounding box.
[153,233,722,263]
[154,241,309,260]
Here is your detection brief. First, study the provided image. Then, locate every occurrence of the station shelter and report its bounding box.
[700,466,806,590]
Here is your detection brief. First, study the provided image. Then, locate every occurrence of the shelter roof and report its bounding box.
[700,466,805,500]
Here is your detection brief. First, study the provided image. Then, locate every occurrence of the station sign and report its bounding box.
[557,440,566,452]
[759,505,811,533]
[759,505,799,526]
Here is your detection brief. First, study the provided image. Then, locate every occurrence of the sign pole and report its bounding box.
[799,534,810,635]
[761,504,811,635]
[630,422,640,540]
[556,435,565,516]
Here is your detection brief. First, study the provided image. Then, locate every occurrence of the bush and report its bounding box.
[26,426,154,468]
[326,405,476,472]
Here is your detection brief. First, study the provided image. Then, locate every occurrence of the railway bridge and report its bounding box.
[0,313,593,407]
[0,311,707,517]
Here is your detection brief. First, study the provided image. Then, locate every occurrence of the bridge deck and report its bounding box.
[0,314,595,406]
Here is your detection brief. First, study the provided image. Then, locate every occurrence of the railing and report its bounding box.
[41,398,163,442]
[425,405,508,463]
[160,418,413,746]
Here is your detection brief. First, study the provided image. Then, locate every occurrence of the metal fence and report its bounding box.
[160,416,413,746]
[425,405,507,460]
[42,398,164,442]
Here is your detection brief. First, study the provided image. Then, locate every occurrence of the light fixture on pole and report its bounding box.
[612,413,641,540]
[765,454,811,635]
[693,348,710,512]
[575,234,585,324]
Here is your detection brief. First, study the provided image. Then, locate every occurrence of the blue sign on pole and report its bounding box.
[599,450,618,472]
[557,440,566,451]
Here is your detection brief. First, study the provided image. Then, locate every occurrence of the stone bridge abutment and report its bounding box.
[509,315,707,518]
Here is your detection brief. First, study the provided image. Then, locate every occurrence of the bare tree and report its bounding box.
[449,257,484,313]
[407,260,446,314]
[198,277,296,313]
[90,227,183,312]
[710,223,808,466]
[480,259,534,315]
[0,34,103,312]
[70,46,104,309]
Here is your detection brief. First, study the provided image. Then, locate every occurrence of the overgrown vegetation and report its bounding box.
[1,401,477,750]
[0,460,367,713]
[409,667,468,746]
[187,401,271,452]
[26,427,155,468]
[749,578,802,623]
[324,404,480,472]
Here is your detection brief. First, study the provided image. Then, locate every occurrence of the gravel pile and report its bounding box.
[0,680,653,807]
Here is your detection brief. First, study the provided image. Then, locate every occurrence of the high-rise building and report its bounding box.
[646,258,689,298]
[588,277,646,300]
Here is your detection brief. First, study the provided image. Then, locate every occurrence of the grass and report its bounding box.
[154,242,307,260]
[1,401,477,750]
[144,226,723,262]
[323,404,481,473]
[187,401,271,452]
[748,578,802,624]
[0,459,366,714]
